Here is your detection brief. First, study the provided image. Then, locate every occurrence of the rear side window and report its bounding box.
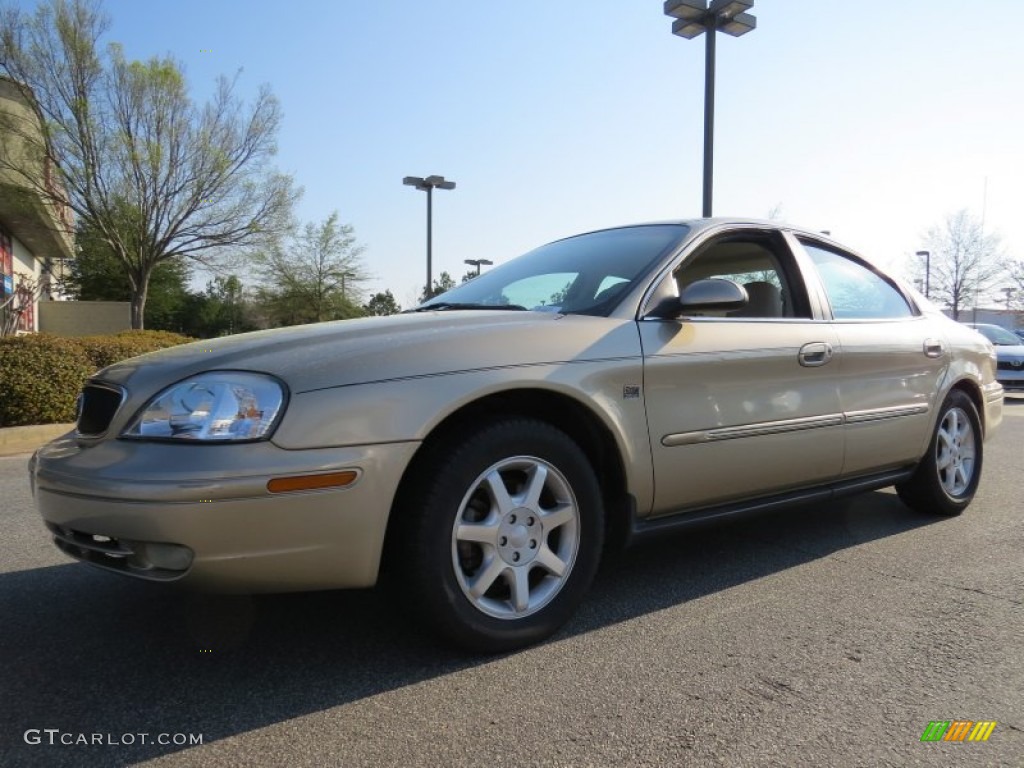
[800,241,914,320]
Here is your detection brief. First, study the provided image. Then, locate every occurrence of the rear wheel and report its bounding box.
[896,389,982,516]
[396,419,604,652]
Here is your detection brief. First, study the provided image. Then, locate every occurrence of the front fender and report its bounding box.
[271,360,655,515]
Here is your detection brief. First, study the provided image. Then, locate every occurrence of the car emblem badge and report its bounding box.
[623,385,641,400]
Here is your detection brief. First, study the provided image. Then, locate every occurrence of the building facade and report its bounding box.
[0,76,75,334]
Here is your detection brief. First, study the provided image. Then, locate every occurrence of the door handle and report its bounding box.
[799,341,834,367]
[923,338,945,358]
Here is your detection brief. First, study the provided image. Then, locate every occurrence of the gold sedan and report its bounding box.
[31,219,1003,651]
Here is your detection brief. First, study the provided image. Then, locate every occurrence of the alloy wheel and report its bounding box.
[450,456,580,620]
[935,406,976,498]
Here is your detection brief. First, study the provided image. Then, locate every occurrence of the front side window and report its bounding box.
[800,241,913,320]
[657,234,811,319]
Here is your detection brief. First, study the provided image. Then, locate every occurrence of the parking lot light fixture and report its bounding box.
[464,258,493,276]
[719,12,756,36]
[664,0,756,217]
[404,175,457,296]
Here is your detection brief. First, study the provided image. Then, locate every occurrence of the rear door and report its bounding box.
[638,228,844,516]
[790,236,947,477]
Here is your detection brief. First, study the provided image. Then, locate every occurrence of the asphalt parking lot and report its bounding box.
[1,399,1022,767]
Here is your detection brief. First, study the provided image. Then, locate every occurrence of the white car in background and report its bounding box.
[964,323,1024,393]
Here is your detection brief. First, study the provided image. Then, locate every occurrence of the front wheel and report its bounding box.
[896,389,983,516]
[396,419,604,652]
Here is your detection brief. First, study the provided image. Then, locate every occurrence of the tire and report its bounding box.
[896,389,983,516]
[395,418,604,652]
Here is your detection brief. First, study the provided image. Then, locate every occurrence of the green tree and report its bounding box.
[0,0,298,329]
[66,215,191,330]
[178,275,257,338]
[206,275,251,335]
[363,289,401,316]
[253,212,369,326]
[421,271,457,302]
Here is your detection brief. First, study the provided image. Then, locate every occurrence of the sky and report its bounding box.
[17,1,1024,307]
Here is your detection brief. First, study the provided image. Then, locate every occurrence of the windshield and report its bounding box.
[974,324,1021,345]
[417,224,688,316]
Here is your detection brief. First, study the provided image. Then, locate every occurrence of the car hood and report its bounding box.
[95,311,639,396]
[992,343,1024,356]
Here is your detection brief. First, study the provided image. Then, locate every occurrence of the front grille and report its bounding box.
[76,383,124,435]
[997,359,1024,372]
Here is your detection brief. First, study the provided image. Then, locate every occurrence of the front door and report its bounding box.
[639,231,845,517]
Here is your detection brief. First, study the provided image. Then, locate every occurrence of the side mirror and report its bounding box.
[647,278,748,319]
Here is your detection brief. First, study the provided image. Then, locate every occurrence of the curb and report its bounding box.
[0,423,75,457]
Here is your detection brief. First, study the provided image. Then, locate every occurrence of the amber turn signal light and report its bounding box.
[267,470,359,494]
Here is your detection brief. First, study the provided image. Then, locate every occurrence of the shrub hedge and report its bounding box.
[76,330,194,370]
[0,330,193,428]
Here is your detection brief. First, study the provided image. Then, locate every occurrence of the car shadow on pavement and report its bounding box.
[0,488,936,766]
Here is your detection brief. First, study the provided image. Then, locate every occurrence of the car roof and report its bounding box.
[565,217,844,246]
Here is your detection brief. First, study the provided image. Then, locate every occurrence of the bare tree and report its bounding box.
[917,210,1002,320]
[0,274,44,336]
[1004,259,1024,310]
[0,0,299,328]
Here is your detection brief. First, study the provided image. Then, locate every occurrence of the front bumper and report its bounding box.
[996,373,1024,392]
[981,381,1004,437]
[31,434,420,591]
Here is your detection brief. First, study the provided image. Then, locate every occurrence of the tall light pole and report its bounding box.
[664,0,756,217]
[340,270,355,302]
[403,174,456,297]
[915,250,931,298]
[464,258,493,276]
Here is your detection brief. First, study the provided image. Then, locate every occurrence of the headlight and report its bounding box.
[123,372,286,442]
